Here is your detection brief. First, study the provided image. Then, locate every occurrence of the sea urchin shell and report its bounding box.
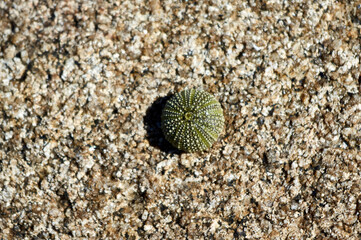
[161,89,224,152]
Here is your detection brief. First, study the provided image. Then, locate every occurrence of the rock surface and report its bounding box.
[0,0,360,239]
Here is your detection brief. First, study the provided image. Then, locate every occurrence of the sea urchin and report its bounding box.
[161,88,224,152]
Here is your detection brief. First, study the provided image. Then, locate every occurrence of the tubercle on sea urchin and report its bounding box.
[161,88,225,152]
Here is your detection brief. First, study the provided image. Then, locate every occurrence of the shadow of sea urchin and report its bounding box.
[161,89,225,152]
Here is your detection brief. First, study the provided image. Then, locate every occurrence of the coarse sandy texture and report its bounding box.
[0,0,361,239]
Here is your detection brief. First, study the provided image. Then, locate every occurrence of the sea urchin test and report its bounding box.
[161,89,224,152]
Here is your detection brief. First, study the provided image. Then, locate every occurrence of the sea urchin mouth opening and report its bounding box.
[161,88,225,152]
[184,112,192,121]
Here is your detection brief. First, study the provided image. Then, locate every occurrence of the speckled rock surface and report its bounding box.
[1,0,361,239]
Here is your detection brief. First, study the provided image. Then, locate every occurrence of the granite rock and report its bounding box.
[0,0,360,239]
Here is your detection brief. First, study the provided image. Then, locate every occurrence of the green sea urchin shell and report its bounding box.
[161,89,224,152]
